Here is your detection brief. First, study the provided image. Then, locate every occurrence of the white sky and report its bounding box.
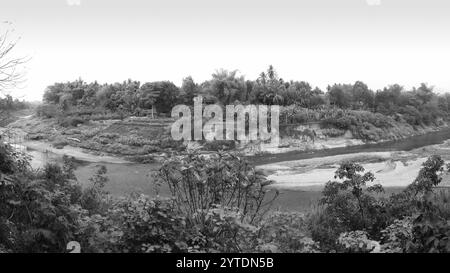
[2,0,450,101]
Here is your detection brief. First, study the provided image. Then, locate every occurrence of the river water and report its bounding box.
[249,127,450,165]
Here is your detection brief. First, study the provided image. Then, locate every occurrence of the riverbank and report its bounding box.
[18,129,450,194]
[24,140,132,164]
[258,139,450,190]
[6,111,450,162]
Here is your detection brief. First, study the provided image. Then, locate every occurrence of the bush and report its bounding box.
[58,116,86,128]
[307,155,450,253]
[307,162,387,250]
[80,166,109,214]
[379,217,414,253]
[338,230,381,253]
[155,152,275,225]
[322,128,346,138]
[319,109,396,141]
[258,211,319,253]
[108,195,196,253]
[0,154,83,253]
[36,104,60,118]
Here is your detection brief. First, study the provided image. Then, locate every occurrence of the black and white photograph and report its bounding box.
[1,0,450,263]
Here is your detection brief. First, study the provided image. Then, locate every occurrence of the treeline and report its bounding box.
[0,95,30,126]
[40,65,450,128]
[0,95,29,112]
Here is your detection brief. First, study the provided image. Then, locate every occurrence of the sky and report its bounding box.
[1,0,450,101]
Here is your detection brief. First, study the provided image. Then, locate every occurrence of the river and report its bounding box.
[249,127,450,165]
[23,127,450,198]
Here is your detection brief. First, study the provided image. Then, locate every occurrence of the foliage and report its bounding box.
[0,95,29,112]
[338,230,381,253]
[155,152,275,225]
[42,79,180,117]
[57,116,86,128]
[258,211,319,253]
[39,66,450,141]
[107,195,194,253]
[307,155,450,253]
[36,104,60,118]
[2,138,450,253]
[379,217,414,253]
[409,216,450,253]
[317,163,385,238]
[0,151,83,252]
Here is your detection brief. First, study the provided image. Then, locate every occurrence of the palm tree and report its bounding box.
[254,66,286,105]
[207,69,245,105]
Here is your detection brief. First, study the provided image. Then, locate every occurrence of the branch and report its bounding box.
[0,23,30,94]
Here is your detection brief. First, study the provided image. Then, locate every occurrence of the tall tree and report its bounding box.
[138,83,161,118]
[138,81,179,117]
[180,76,200,105]
[327,84,351,108]
[352,81,374,110]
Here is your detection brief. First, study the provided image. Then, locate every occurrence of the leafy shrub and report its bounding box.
[80,166,109,215]
[409,216,450,253]
[307,204,346,252]
[152,152,280,252]
[322,163,385,228]
[338,230,381,253]
[310,155,450,253]
[379,217,414,253]
[36,104,60,118]
[155,152,275,225]
[108,195,196,253]
[0,154,83,252]
[319,110,396,141]
[258,211,319,253]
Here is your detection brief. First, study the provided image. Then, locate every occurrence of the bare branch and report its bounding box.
[0,23,30,94]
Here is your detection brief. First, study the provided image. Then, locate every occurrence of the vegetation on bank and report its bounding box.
[5,65,447,161]
[33,66,450,146]
[0,95,30,126]
[1,143,449,253]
